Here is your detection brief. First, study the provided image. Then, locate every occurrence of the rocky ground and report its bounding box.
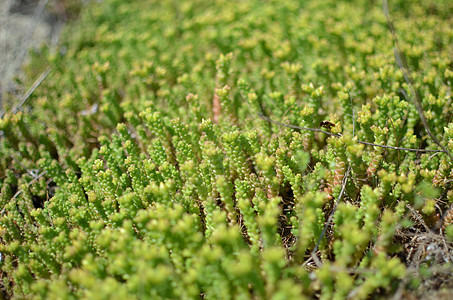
[0,0,66,113]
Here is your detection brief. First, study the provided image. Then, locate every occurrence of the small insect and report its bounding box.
[320,121,336,130]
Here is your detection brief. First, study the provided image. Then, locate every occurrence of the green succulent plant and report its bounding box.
[1,0,452,299]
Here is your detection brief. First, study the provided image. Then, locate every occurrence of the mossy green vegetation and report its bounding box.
[1,0,453,298]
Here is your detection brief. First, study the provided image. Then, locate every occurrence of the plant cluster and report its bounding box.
[1,0,452,298]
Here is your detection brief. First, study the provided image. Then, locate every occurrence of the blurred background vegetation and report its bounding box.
[0,0,86,113]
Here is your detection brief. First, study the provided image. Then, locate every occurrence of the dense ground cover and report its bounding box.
[1,0,452,298]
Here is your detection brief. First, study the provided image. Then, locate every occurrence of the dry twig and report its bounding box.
[259,114,442,153]
[0,67,51,119]
[308,166,352,268]
[383,0,453,162]
[10,0,50,78]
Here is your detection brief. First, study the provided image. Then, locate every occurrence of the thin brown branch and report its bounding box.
[309,166,352,268]
[0,67,51,119]
[259,114,443,153]
[12,0,50,77]
[258,113,341,137]
[383,0,453,162]
[406,203,433,233]
[356,140,439,153]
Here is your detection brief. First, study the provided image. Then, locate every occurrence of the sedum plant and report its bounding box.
[1,0,453,298]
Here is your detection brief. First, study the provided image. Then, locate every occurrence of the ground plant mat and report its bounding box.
[0,0,453,299]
